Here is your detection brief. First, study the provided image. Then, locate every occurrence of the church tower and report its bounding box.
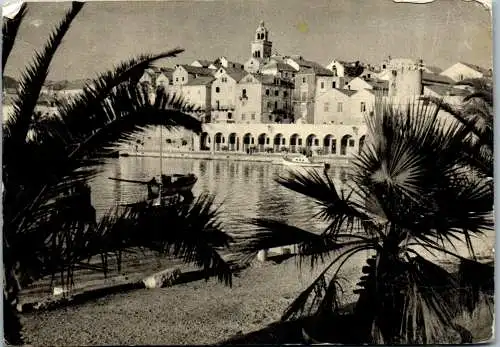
[251,21,272,59]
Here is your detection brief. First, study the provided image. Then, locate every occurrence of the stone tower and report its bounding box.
[387,58,424,99]
[251,21,272,59]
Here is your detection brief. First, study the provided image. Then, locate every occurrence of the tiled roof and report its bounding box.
[337,89,357,96]
[295,59,333,76]
[425,85,468,97]
[254,74,294,87]
[459,62,490,75]
[422,72,454,85]
[225,68,247,82]
[159,67,174,78]
[262,60,297,72]
[184,76,215,86]
[364,79,389,90]
[179,65,214,76]
[192,59,212,67]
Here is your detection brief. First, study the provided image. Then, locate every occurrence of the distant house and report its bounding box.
[172,65,215,86]
[156,67,174,88]
[284,56,334,124]
[211,67,247,123]
[314,87,356,125]
[236,73,293,125]
[440,62,491,82]
[177,76,215,122]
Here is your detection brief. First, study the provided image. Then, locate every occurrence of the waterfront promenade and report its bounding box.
[118,149,352,166]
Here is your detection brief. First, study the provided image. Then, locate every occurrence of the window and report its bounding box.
[459,74,464,81]
[267,101,272,109]
[349,139,355,147]
[360,102,366,112]
[268,115,272,121]
[320,81,324,89]
[332,67,338,77]
[298,139,302,146]
[175,78,179,82]
[323,102,329,112]
[274,101,278,109]
[292,73,295,78]
[332,81,336,88]
[302,77,306,83]
[242,113,246,120]
[251,113,256,120]
[314,139,319,146]
[221,77,227,83]
[382,64,386,69]
[274,90,279,96]
[266,138,270,144]
[228,112,232,119]
[266,89,270,96]
[216,87,220,93]
[284,91,288,97]
[182,77,185,82]
[392,70,397,77]
[337,102,343,112]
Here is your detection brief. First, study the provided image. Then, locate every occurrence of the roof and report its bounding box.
[184,76,215,86]
[425,84,468,97]
[459,62,490,75]
[159,67,174,79]
[289,57,333,76]
[224,68,247,82]
[192,59,212,67]
[425,66,443,74]
[253,74,294,87]
[422,72,454,85]
[364,78,389,90]
[337,89,357,96]
[179,65,214,76]
[262,60,297,72]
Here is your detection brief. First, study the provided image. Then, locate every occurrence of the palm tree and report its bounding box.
[235,99,494,344]
[421,77,493,178]
[3,3,233,344]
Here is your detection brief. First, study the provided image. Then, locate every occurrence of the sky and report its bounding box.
[4,0,493,81]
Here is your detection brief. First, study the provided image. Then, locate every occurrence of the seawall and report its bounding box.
[118,150,353,166]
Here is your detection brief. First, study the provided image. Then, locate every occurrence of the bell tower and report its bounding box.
[251,21,272,59]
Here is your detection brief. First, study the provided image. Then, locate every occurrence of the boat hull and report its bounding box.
[281,159,325,168]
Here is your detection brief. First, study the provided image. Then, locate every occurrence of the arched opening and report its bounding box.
[290,133,301,153]
[243,133,253,153]
[323,134,336,155]
[200,132,210,151]
[274,133,284,152]
[257,133,267,152]
[228,132,238,151]
[359,135,366,154]
[340,134,353,156]
[214,132,224,151]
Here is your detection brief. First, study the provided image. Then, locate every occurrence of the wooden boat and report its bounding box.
[108,173,197,204]
[277,154,326,169]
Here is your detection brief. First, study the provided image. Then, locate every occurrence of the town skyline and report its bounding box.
[5,0,492,81]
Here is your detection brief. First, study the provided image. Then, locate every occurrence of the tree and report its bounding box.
[235,99,493,344]
[421,77,493,178]
[3,3,233,344]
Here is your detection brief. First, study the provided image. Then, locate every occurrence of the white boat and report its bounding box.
[278,154,327,168]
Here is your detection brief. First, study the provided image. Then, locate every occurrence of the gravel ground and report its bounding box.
[20,253,365,346]
[20,231,494,346]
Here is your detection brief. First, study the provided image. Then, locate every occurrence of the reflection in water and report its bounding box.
[89,157,351,234]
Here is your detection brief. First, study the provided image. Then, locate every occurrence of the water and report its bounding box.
[88,157,352,234]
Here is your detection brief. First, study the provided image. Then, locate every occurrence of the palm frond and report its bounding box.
[2,2,27,71]
[54,48,186,139]
[3,2,84,148]
[92,194,234,286]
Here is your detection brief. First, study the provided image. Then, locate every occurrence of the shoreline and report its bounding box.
[118,150,353,166]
